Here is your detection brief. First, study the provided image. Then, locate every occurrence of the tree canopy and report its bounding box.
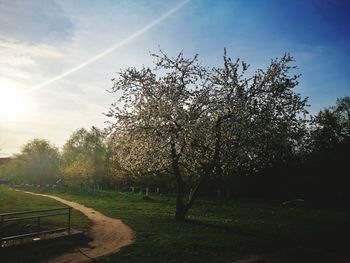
[61,127,110,186]
[106,50,309,220]
[311,96,350,150]
[12,139,60,185]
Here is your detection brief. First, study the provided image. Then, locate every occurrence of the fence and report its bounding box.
[0,207,71,246]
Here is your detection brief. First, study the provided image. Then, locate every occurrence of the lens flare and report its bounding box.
[0,78,30,121]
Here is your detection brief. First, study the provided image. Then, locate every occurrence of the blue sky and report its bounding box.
[0,0,349,155]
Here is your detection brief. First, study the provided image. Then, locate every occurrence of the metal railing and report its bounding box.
[0,207,71,246]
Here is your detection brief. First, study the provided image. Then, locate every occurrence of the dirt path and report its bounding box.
[21,190,135,263]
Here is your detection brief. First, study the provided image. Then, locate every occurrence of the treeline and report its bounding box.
[245,96,350,206]
[0,127,112,188]
[0,50,349,212]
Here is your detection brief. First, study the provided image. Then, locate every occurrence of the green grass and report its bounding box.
[27,187,350,263]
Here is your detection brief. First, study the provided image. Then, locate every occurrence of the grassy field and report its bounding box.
[1,185,349,262]
[24,186,350,263]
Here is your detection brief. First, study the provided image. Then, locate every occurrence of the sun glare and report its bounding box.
[0,78,29,121]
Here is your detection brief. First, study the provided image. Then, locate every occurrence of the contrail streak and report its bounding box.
[25,0,190,94]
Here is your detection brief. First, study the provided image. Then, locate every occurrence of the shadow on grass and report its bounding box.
[184,218,350,263]
[185,219,280,240]
[0,232,92,263]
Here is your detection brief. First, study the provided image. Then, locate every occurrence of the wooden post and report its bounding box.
[68,208,71,235]
[0,215,3,232]
[216,189,222,199]
[37,216,41,235]
[0,215,4,246]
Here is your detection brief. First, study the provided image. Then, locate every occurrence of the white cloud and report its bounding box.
[0,66,31,79]
[0,38,65,82]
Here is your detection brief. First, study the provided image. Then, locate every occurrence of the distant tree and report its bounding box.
[289,96,350,205]
[107,50,309,221]
[0,157,11,182]
[14,139,60,185]
[61,127,110,186]
[332,96,350,139]
[311,96,350,150]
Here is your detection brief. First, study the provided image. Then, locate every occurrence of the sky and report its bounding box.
[0,0,349,156]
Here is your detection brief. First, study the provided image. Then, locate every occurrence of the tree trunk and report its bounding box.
[175,181,186,221]
[171,115,222,221]
[171,138,187,221]
[184,117,223,212]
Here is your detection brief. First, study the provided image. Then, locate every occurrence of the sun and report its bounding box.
[0,78,29,121]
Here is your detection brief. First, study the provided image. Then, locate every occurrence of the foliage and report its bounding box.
[0,158,12,182]
[7,139,60,185]
[60,127,111,186]
[311,96,350,150]
[239,96,350,203]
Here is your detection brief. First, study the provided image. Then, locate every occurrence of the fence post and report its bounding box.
[37,216,41,235]
[68,208,71,235]
[0,215,3,246]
